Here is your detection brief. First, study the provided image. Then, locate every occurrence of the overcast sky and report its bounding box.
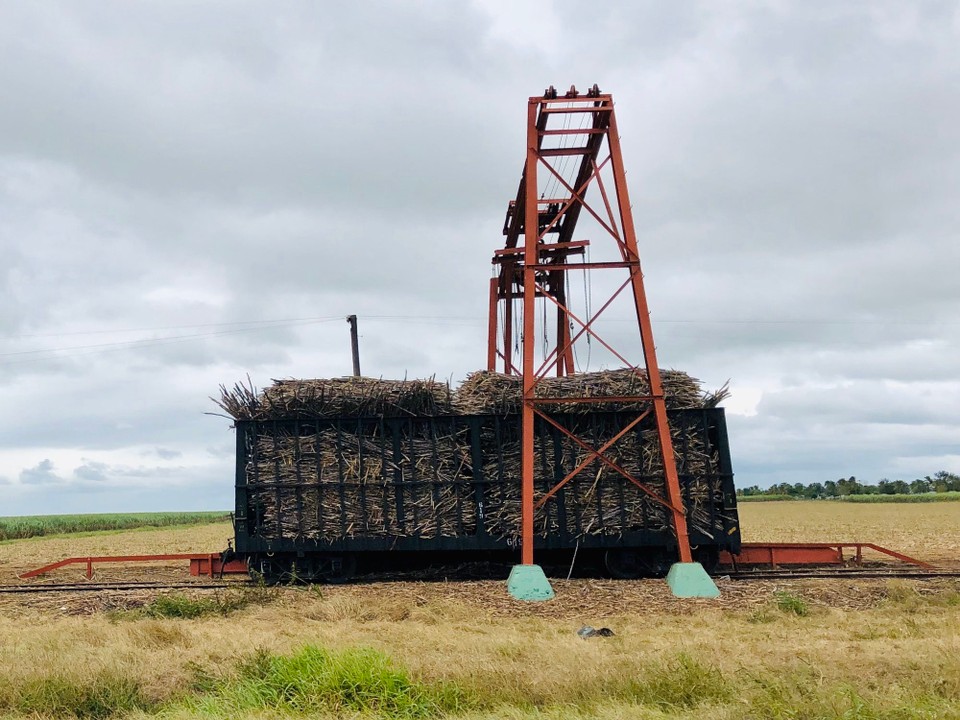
[2,1,958,516]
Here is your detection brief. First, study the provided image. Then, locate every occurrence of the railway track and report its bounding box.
[725,569,960,581]
[2,568,958,594]
[0,581,249,594]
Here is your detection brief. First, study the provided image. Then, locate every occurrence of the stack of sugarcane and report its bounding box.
[454,368,715,414]
[214,370,733,543]
[475,416,728,542]
[244,425,477,541]
[215,376,454,420]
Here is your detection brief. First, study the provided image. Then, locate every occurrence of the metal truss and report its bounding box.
[487,85,695,566]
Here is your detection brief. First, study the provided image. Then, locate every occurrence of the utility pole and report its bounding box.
[346,315,361,377]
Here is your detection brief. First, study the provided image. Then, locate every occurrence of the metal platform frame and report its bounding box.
[487,85,696,569]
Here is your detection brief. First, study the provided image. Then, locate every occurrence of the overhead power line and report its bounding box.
[0,318,344,365]
[1,314,954,367]
[6,316,347,340]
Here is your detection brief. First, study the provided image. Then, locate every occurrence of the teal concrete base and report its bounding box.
[666,562,721,598]
[507,564,555,601]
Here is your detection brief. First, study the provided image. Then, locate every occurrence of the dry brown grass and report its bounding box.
[0,504,958,718]
[0,579,958,719]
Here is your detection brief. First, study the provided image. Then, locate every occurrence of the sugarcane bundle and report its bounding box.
[455,368,715,415]
[476,419,725,541]
[246,423,478,542]
[215,376,454,421]
[246,421,726,543]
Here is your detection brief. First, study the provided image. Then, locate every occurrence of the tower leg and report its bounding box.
[507,564,555,601]
[666,562,720,598]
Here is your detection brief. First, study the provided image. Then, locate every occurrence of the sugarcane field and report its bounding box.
[3,4,960,720]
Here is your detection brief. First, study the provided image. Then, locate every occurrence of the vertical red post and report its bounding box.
[555,279,575,376]
[520,97,540,565]
[606,109,693,564]
[487,277,498,371]
[504,261,514,375]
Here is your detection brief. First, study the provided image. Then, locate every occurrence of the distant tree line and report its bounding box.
[737,471,960,499]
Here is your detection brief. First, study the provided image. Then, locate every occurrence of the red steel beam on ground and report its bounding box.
[19,554,248,580]
[719,543,935,569]
[189,555,249,577]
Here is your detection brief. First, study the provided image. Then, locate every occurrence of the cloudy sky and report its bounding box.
[2,1,958,516]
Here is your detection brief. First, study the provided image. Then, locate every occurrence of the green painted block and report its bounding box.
[507,564,555,601]
[666,562,721,598]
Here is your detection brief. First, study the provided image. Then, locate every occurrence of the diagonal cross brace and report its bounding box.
[531,406,681,514]
[532,408,652,509]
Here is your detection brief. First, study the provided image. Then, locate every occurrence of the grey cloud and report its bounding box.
[0,4,510,215]
[8,464,232,514]
[19,459,62,485]
[74,461,109,482]
[206,444,234,459]
[1,2,959,514]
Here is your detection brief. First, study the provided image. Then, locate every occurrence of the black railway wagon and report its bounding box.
[233,408,741,582]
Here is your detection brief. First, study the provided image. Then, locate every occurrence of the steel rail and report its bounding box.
[0,581,251,594]
[724,570,960,581]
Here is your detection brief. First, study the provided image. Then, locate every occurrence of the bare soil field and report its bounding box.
[0,503,958,719]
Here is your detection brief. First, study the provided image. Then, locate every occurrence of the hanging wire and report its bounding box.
[542,290,549,362]
[542,104,571,204]
[514,296,521,359]
[584,245,593,371]
[547,106,572,201]
[554,108,590,206]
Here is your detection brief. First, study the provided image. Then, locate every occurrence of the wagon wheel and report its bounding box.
[692,546,720,574]
[247,555,290,586]
[317,554,358,584]
[604,548,669,579]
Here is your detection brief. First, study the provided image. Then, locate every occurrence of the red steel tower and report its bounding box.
[489,85,718,599]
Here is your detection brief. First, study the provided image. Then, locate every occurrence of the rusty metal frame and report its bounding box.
[719,543,935,570]
[18,554,248,580]
[490,86,694,566]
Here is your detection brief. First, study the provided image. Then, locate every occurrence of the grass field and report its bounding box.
[0,503,957,719]
[738,492,960,503]
[839,491,960,503]
[0,511,230,542]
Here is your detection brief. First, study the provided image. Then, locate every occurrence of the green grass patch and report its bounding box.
[0,511,230,541]
[181,645,471,718]
[4,644,959,719]
[746,671,959,720]
[774,591,810,616]
[7,671,153,718]
[838,492,960,503]
[116,585,279,621]
[627,653,734,709]
[736,494,798,502]
[883,581,960,612]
